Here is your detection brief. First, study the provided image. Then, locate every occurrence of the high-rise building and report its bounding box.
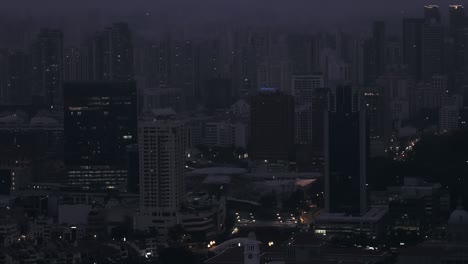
[91,23,133,81]
[292,74,324,105]
[203,78,234,112]
[325,85,367,216]
[439,104,459,134]
[449,5,466,92]
[257,59,292,94]
[250,89,294,162]
[402,18,424,80]
[64,46,90,81]
[449,5,465,37]
[63,81,137,190]
[421,16,444,81]
[0,49,31,105]
[287,34,314,75]
[31,28,63,107]
[372,21,386,77]
[424,5,441,23]
[137,111,186,234]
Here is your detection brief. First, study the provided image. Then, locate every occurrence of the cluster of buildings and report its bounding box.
[0,3,468,264]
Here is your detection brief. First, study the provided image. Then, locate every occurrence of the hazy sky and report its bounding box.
[1,0,467,44]
[4,0,466,21]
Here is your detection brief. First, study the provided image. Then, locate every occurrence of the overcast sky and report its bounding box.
[1,0,467,44]
[3,0,465,21]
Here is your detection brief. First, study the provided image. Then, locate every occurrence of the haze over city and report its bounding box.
[1,1,468,264]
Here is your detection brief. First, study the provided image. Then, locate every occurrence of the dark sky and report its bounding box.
[4,0,465,22]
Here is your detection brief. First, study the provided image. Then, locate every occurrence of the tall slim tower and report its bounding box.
[372,21,386,77]
[402,18,424,80]
[31,28,63,107]
[138,111,185,235]
[422,6,444,81]
[325,85,367,216]
[91,23,133,81]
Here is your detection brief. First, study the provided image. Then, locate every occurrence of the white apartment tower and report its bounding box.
[137,111,185,235]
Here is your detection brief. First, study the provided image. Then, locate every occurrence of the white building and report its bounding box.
[136,112,186,236]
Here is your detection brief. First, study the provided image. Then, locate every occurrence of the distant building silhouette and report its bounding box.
[325,85,367,216]
[31,28,63,107]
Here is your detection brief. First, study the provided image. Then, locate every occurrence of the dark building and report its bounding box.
[372,21,386,77]
[203,78,234,112]
[63,81,137,191]
[424,5,442,23]
[91,23,134,81]
[250,88,294,162]
[325,85,367,216]
[362,21,387,86]
[0,50,31,105]
[402,18,424,80]
[31,28,63,107]
[364,88,392,156]
[0,170,12,195]
[295,88,328,172]
[449,5,466,92]
[422,7,444,81]
[449,5,466,38]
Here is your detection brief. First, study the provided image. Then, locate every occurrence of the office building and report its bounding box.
[31,28,64,107]
[91,23,134,81]
[250,89,294,162]
[325,85,367,216]
[63,81,137,190]
[422,8,444,81]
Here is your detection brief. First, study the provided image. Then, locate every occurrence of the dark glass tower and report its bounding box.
[402,18,424,81]
[325,85,367,216]
[64,81,137,191]
[250,89,294,162]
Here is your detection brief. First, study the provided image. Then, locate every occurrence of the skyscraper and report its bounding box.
[325,85,367,216]
[250,89,294,162]
[137,111,186,235]
[449,5,466,92]
[449,5,465,38]
[424,5,441,23]
[91,23,134,81]
[64,46,90,81]
[372,21,386,77]
[257,59,292,94]
[63,81,137,190]
[31,28,63,107]
[421,15,444,81]
[402,18,424,80]
[0,49,31,105]
[292,74,324,105]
